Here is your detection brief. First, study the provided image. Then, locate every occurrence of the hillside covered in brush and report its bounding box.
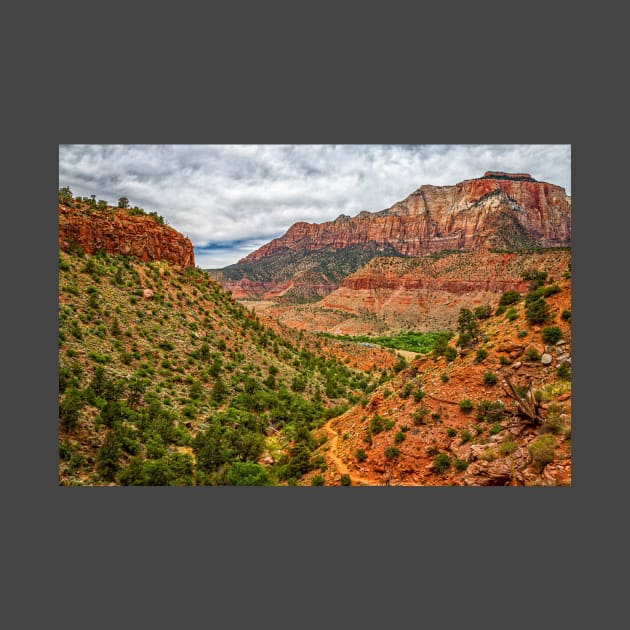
[297,267,572,486]
[58,194,397,486]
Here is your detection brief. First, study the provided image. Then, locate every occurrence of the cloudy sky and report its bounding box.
[59,144,571,269]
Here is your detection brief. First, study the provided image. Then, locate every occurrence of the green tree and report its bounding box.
[58,186,73,205]
[541,326,562,344]
[211,376,228,403]
[97,430,122,481]
[458,308,480,339]
[499,290,521,306]
[117,196,129,209]
[226,462,271,486]
[59,387,83,431]
[526,297,550,325]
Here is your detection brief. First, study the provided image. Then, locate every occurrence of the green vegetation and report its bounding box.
[58,248,378,486]
[524,348,540,362]
[432,452,451,474]
[499,290,521,307]
[556,361,571,381]
[59,188,166,225]
[528,434,556,470]
[483,371,498,386]
[320,330,450,355]
[541,326,562,344]
[498,440,517,456]
[340,474,352,486]
[458,398,474,413]
[475,400,506,423]
[474,348,488,364]
[384,445,400,459]
[522,269,548,291]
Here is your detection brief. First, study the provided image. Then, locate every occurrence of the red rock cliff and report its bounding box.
[58,205,195,268]
[241,172,571,263]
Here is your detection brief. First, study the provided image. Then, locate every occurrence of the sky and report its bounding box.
[59,144,571,269]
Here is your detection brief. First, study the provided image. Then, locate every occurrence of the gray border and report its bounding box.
[8,2,619,628]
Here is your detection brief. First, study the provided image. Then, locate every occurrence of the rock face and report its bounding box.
[243,171,570,262]
[275,250,571,333]
[58,205,195,268]
[215,172,571,300]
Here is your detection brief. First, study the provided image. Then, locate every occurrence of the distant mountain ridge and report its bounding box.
[209,171,571,301]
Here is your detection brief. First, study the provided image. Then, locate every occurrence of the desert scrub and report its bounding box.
[541,326,562,344]
[432,452,451,474]
[498,440,517,456]
[474,348,488,364]
[525,347,540,362]
[458,398,474,413]
[384,445,400,459]
[528,434,556,470]
[483,371,498,386]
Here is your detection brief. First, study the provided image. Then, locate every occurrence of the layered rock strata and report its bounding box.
[59,205,195,268]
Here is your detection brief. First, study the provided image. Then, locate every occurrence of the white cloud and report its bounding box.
[59,144,571,267]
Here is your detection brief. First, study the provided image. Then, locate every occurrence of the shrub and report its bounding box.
[96,430,122,481]
[495,305,506,316]
[541,326,562,344]
[227,462,271,486]
[541,284,561,297]
[506,308,518,321]
[459,398,474,412]
[517,330,528,338]
[412,388,425,403]
[400,383,414,399]
[311,474,325,486]
[385,446,400,460]
[556,361,571,381]
[525,347,540,362]
[526,297,550,325]
[432,453,451,474]
[458,308,480,338]
[499,355,510,366]
[443,346,457,362]
[453,458,468,471]
[394,431,405,445]
[59,388,83,430]
[499,290,521,307]
[483,371,498,386]
[498,440,517,456]
[489,422,502,435]
[523,269,548,291]
[459,429,472,443]
[476,400,505,423]
[528,434,556,470]
[355,448,367,463]
[440,374,449,383]
[474,348,488,364]
[412,405,430,426]
[370,414,385,434]
[541,413,565,435]
[561,309,571,322]
[340,474,352,486]
[446,428,457,438]
[474,304,492,320]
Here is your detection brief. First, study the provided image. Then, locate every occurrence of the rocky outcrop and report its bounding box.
[316,250,571,331]
[58,205,195,268]
[241,171,571,263]
[216,172,571,301]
